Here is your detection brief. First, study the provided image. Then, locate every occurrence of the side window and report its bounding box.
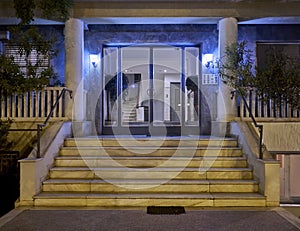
[256,43,300,70]
[4,44,50,77]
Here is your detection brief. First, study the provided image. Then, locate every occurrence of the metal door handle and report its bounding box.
[147,89,155,96]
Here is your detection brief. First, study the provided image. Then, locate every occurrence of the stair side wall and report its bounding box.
[230,121,280,206]
[18,122,72,206]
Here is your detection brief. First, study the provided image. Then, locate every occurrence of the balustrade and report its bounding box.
[0,87,66,119]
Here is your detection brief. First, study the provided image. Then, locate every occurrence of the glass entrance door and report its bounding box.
[102,45,201,136]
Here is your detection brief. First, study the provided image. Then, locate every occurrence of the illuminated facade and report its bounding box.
[1,0,300,205]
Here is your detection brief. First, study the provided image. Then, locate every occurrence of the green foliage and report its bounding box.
[13,0,35,25]
[217,41,300,110]
[9,26,57,57]
[13,0,73,24]
[217,41,255,95]
[0,54,56,95]
[1,26,58,95]
[0,119,12,150]
[0,0,72,151]
[38,0,73,22]
[256,48,300,110]
[1,0,65,95]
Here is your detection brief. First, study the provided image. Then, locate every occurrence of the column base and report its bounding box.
[211,121,231,137]
[72,121,92,137]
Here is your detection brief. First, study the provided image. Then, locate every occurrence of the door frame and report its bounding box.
[101,44,202,136]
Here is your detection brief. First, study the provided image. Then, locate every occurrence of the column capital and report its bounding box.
[218,17,238,57]
[218,17,238,24]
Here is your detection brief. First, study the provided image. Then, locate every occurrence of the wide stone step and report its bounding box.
[122,113,136,117]
[54,156,248,168]
[59,147,243,157]
[34,192,266,207]
[123,117,136,121]
[42,179,259,193]
[33,134,268,208]
[64,137,238,148]
[49,167,253,180]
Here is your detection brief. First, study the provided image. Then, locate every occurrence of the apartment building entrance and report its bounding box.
[102,45,201,135]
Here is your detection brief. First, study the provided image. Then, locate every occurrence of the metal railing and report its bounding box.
[239,89,300,119]
[234,90,264,159]
[8,88,72,158]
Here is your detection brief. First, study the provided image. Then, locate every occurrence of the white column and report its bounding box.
[217,17,238,122]
[65,18,85,121]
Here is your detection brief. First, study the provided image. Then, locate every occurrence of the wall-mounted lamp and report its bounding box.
[90,54,99,68]
[202,53,214,68]
[202,53,216,74]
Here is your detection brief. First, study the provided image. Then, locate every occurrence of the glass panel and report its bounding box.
[153,47,182,126]
[103,47,118,126]
[185,47,199,125]
[121,47,150,125]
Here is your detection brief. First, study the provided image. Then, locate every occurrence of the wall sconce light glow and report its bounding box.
[90,54,99,68]
[202,53,214,68]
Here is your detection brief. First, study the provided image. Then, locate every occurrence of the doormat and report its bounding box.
[147,206,185,215]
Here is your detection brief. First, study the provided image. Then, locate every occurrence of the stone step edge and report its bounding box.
[43,179,259,185]
[65,137,238,141]
[60,146,242,150]
[54,156,247,160]
[49,167,253,172]
[34,192,266,199]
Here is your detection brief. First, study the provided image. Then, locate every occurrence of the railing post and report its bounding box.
[238,90,264,159]
[37,124,46,158]
[35,88,72,158]
[37,124,41,159]
[259,125,263,159]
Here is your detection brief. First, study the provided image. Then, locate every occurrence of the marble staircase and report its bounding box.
[34,137,266,207]
[122,100,137,123]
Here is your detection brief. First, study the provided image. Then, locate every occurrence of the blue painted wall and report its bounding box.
[85,24,218,54]
[2,24,300,85]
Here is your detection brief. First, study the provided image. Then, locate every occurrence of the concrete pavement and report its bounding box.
[0,207,300,231]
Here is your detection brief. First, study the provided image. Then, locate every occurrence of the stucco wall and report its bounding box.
[260,122,300,152]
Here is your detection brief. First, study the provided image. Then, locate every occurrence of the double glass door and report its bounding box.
[102,45,201,135]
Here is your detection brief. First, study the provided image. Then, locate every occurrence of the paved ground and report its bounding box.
[0,207,299,231]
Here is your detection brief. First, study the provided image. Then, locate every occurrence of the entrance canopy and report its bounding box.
[1,1,300,25]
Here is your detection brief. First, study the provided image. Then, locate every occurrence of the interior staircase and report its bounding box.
[122,100,137,123]
[34,136,266,207]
